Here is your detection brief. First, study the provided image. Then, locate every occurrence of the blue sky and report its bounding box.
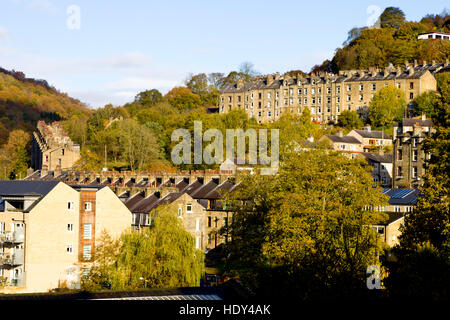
[0,0,447,108]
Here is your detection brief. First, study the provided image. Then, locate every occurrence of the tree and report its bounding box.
[337,110,363,130]
[369,85,406,127]
[185,73,220,107]
[225,149,388,299]
[134,89,163,107]
[116,119,160,171]
[412,91,441,118]
[82,209,204,291]
[165,87,203,112]
[380,7,406,29]
[0,130,30,179]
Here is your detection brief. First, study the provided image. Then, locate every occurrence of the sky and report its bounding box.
[0,0,448,109]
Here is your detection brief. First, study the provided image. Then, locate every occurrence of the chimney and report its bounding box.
[423,60,427,66]
[404,60,409,68]
[414,59,418,67]
[432,60,436,66]
[378,147,384,156]
[267,74,274,85]
[421,113,426,121]
[274,72,280,80]
[237,78,244,89]
[337,129,343,137]
[364,124,371,132]
[445,59,449,67]
[409,66,414,76]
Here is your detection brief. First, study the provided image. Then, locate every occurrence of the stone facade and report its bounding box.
[31,121,81,172]
[0,181,131,294]
[219,61,444,123]
[392,116,434,188]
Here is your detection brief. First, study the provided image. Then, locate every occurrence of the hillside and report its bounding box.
[0,68,91,145]
[311,8,450,73]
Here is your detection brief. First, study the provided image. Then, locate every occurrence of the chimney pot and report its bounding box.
[337,129,343,137]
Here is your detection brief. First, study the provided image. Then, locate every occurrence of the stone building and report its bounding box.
[347,125,392,152]
[219,60,445,123]
[0,180,131,293]
[358,152,393,187]
[31,121,81,172]
[392,115,434,188]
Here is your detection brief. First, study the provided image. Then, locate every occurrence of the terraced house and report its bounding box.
[219,60,446,123]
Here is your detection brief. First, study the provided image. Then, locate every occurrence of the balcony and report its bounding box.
[0,272,26,287]
[0,250,24,266]
[0,230,24,243]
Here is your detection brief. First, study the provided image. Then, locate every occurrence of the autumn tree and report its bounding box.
[225,148,388,299]
[380,7,406,29]
[337,110,364,130]
[165,87,203,112]
[412,91,441,118]
[82,209,204,291]
[0,130,30,179]
[134,89,163,107]
[369,85,406,127]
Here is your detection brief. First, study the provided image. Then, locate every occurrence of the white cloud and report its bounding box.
[0,27,9,42]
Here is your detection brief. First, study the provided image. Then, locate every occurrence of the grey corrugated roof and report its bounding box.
[0,180,59,197]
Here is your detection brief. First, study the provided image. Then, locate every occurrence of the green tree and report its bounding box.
[412,91,440,118]
[337,110,364,130]
[225,149,388,299]
[0,130,30,179]
[134,89,163,107]
[369,85,406,127]
[380,7,406,29]
[82,209,204,291]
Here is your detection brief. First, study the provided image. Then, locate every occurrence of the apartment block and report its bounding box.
[31,121,81,172]
[0,181,131,294]
[392,115,434,188]
[219,61,445,123]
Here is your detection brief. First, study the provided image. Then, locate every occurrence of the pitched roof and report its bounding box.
[395,118,433,127]
[383,188,419,205]
[353,129,391,139]
[361,152,393,163]
[0,180,59,197]
[324,135,362,144]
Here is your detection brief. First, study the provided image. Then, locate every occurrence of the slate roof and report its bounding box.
[0,180,59,197]
[324,135,362,144]
[361,152,393,163]
[353,129,391,140]
[397,118,433,127]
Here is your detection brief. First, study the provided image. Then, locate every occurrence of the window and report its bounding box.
[347,95,351,101]
[68,201,74,210]
[304,98,307,105]
[83,245,91,260]
[186,204,192,213]
[336,86,340,94]
[67,223,73,232]
[412,166,418,178]
[228,96,232,103]
[397,166,403,177]
[410,92,414,100]
[413,150,418,161]
[267,92,271,99]
[409,82,414,89]
[347,84,351,91]
[397,149,403,161]
[84,202,92,211]
[258,93,262,99]
[304,88,307,95]
[359,84,363,91]
[318,87,321,94]
[268,111,272,117]
[61,149,65,155]
[208,216,212,227]
[195,237,200,249]
[195,218,200,232]
[311,88,315,95]
[66,245,73,254]
[396,82,401,89]
[83,224,92,239]
[394,206,401,213]
[327,96,331,103]
[237,96,241,102]
[289,88,293,96]
[289,98,293,105]
[327,87,331,94]
[312,97,316,104]
[267,102,271,108]
[336,96,340,103]
[178,208,182,218]
[372,83,376,91]
[359,94,363,101]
